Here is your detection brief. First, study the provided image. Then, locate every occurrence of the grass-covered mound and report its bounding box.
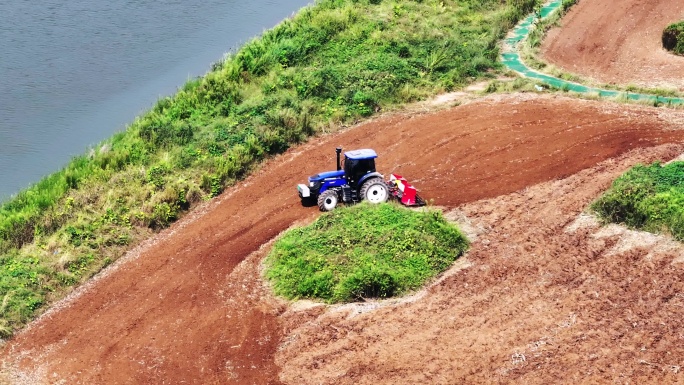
[0,0,536,335]
[663,22,684,55]
[592,162,684,240]
[265,203,469,303]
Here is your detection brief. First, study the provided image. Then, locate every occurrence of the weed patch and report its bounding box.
[265,203,469,303]
[592,162,684,240]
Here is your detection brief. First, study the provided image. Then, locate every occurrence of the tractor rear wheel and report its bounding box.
[317,190,339,211]
[360,177,389,204]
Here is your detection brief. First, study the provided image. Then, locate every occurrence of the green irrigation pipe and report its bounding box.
[500,0,684,106]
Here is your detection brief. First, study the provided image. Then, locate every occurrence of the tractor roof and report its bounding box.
[344,149,377,160]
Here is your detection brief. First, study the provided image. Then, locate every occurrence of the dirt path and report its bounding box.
[541,0,684,91]
[2,94,684,384]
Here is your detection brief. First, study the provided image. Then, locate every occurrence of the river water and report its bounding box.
[0,0,311,202]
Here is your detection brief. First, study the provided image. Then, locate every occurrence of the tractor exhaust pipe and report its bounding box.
[336,147,342,171]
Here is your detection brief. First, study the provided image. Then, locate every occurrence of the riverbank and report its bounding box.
[0,0,312,202]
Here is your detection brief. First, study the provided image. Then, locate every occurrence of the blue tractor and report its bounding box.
[297,147,390,211]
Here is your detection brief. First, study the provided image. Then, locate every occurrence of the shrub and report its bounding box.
[663,22,684,55]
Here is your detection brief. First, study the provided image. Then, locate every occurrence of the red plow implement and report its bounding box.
[388,174,426,207]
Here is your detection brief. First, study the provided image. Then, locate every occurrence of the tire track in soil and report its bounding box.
[1,94,683,384]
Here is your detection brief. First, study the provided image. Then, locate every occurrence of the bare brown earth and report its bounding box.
[277,145,684,385]
[2,94,684,384]
[541,0,684,91]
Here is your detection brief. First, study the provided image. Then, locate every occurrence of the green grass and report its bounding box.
[663,22,684,55]
[592,162,684,240]
[265,203,468,303]
[0,0,538,335]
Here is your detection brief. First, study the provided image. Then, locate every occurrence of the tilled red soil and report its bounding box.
[2,94,684,384]
[277,144,684,384]
[541,0,684,91]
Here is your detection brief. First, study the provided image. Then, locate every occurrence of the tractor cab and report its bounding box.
[343,149,377,188]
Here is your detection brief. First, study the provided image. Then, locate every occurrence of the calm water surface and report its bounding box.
[0,0,311,202]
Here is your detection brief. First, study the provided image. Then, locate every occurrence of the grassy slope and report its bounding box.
[0,0,537,336]
[265,203,469,302]
[593,162,684,241]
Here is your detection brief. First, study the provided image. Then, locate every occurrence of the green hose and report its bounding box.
[500,0,683,105]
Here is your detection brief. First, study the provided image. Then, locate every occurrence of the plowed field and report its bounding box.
[541,0,684,91]
[2,94,684,384]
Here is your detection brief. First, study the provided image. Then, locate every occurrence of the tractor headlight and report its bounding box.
[309,181,314,187]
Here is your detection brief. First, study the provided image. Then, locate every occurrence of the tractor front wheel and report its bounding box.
[317,190,339,211]
[360,177,389,204]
